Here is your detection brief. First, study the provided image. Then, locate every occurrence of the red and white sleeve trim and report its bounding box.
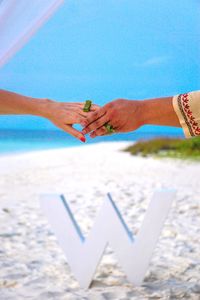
[173,91,200,138]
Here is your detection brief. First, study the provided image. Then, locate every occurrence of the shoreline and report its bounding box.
[0,140,133,161]
[0,140,134,157]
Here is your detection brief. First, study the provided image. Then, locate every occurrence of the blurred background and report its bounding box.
[0,0,199,153]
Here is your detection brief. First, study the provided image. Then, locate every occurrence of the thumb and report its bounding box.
[64,124,86,142]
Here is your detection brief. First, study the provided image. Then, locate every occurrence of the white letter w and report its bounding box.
[40,190,174,288]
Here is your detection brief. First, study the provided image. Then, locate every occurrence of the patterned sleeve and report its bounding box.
[172,91,200,138]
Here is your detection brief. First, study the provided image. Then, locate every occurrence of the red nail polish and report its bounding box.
[80,136,86,143]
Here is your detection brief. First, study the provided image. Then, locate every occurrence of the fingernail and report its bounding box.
[80,136,86,143]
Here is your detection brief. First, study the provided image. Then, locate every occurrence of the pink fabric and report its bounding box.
[0,0,64,68]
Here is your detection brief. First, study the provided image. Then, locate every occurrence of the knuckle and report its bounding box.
[107,102,114,109]
[94,120,100,128]
[109,109,116,119]
[93,111,98,118]
[106,101,118,113]
[115,99,121,106]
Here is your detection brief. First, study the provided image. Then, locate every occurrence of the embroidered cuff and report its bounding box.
[173,91,200,138]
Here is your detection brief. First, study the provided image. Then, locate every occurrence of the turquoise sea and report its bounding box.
[0,127,184,155]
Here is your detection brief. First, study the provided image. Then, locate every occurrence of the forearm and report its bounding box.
[0,89,48,116]
[140,96,181,127]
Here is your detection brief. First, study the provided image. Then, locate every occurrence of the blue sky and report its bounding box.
[0,0,199,130]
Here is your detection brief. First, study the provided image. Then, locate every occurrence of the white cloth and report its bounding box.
[173,91,200,138]
[0,0,64,68]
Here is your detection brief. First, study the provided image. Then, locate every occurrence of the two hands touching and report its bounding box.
[0,89,181,141]
[45,96,180,141]
[48,99,150,139]
[47,99,142,140]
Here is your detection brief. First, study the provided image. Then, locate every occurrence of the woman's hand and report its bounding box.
[41,99,99,142]
[0,89,100,142]
[82,99,142,137]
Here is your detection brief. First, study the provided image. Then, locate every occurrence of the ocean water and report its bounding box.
[0,127,184,155]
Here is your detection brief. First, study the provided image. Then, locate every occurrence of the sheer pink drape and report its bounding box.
[0,0,64,68]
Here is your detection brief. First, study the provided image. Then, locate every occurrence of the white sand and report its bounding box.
[0,141,200,300]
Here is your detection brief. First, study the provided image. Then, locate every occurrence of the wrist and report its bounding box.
[139,100,153,126]
[30,98,54,118]
[139,97,177,127]
[135,100,149,127]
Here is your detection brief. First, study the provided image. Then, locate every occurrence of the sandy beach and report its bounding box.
[0,141,200,300]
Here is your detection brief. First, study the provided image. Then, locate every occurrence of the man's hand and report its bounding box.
[82,99,142,138]
[82,96,180,138]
